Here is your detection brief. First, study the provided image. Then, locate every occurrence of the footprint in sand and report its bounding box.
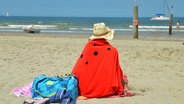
[130,85,153,93]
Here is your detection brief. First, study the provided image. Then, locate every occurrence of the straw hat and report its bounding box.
[89,22,114,40]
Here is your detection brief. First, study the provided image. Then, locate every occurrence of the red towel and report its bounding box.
[72,39,124,98]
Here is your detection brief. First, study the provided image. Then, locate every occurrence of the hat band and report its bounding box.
[93,31,109,36]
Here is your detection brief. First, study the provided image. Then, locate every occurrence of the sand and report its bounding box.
[0,33,184,104]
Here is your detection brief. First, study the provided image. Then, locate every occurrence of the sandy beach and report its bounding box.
[0,32,184,104]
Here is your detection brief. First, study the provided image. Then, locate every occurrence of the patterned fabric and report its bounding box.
[31,74,78,100]
[11,82,32,97]
[46,90,76,104]
[72,39,124,98]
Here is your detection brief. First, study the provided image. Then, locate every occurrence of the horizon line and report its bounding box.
[0,15,183,18]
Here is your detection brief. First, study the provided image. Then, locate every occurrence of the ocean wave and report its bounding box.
[1,24,184,33]
[69,28,93,31]
[55,23,76,26]
[0,24,56,29]
[69,28,133,32]
[129,25,184,29]
[1,28,184,33]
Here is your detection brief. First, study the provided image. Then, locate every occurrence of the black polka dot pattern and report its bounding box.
[94,43,97,46]
[107,48,111,50]
[93,51,98,56]
[85,61,88,64]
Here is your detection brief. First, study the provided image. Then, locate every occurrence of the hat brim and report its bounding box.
[90,29,114,40]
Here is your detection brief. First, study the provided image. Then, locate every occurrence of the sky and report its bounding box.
[0,0,183,17]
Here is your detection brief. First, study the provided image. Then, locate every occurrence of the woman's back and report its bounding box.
[72,39,124,98]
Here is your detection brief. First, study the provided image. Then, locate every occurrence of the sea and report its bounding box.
[0,16,184,36]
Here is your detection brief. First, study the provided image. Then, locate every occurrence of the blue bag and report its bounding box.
[31,74,78,100]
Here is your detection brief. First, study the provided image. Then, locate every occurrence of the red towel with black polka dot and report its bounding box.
[72,39,124,98]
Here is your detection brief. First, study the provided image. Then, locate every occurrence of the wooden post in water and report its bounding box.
[169,13,173,35]
[133,5,138,39]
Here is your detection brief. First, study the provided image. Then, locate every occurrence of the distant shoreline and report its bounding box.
[0,31,184,42]
[0,16,184,18]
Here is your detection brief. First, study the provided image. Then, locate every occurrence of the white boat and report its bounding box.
[22,25,40,33]
[150,0,171,21]
[150,14,169,20]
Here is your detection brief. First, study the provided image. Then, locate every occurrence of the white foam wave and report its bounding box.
[129,25,184,29]
[69,28,93,31]
[4,25,56,29]
[1,24,184,33]
[41,30,90,34]
[114,29,132,31]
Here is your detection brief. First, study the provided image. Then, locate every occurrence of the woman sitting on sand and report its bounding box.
[23,22,130,104]
[72,22,130,98]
